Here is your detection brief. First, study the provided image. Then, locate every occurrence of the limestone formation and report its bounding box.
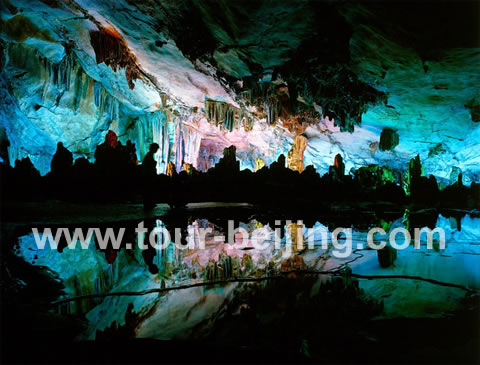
[287,135,308,173]
[379,128,399,151]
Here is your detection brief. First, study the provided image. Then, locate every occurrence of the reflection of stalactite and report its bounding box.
[154,220,170,273]
[59,257,116,315]
[204,255,238,280]
[241,254,253,274]
[93,264,114,305]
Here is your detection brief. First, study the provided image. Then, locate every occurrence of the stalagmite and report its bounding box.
[404,154,423,195]
[254,157,266,172]
[287,135,308,173]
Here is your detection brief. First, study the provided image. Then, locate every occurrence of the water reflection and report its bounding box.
[13,209,480,342]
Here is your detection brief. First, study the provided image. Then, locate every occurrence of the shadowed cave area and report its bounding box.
[1,0,480,364]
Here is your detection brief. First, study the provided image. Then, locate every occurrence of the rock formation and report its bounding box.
[0,0,479,184]
[287,135,308,173]
[379,128,399,151]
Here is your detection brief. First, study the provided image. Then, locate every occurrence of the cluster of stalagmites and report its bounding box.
[2,132,479,211]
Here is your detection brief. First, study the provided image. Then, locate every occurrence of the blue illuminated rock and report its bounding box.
[0,0,478,184]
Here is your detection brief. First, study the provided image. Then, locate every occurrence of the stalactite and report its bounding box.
[265,102,274,125]
[150,112,168,174]
[244,115,254,131]
[127,111,171,174]
[93,81,118,121]
[181,125,203,169]
[12,42,120,122]
[72,66,84,111]
[89,26,142,89]
[41,49,77,94]
[204,98,245,132]
[265,95,282,125]
[174,123,184,173]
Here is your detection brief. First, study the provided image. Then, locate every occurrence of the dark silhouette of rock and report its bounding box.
[1,137,478,210]
[377,245,397,268]
[334,154,345,175]
[270,154,286,170]
[210,145,240,176]
[327,153,345,183]
[142,143,159,209]
[379,128,399,151]
[94,131,122,178]
[125,140,138,165]
[404,154,422,196]
[15,156,40,179]
[0,128,10,165]
[50,142,73,177]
